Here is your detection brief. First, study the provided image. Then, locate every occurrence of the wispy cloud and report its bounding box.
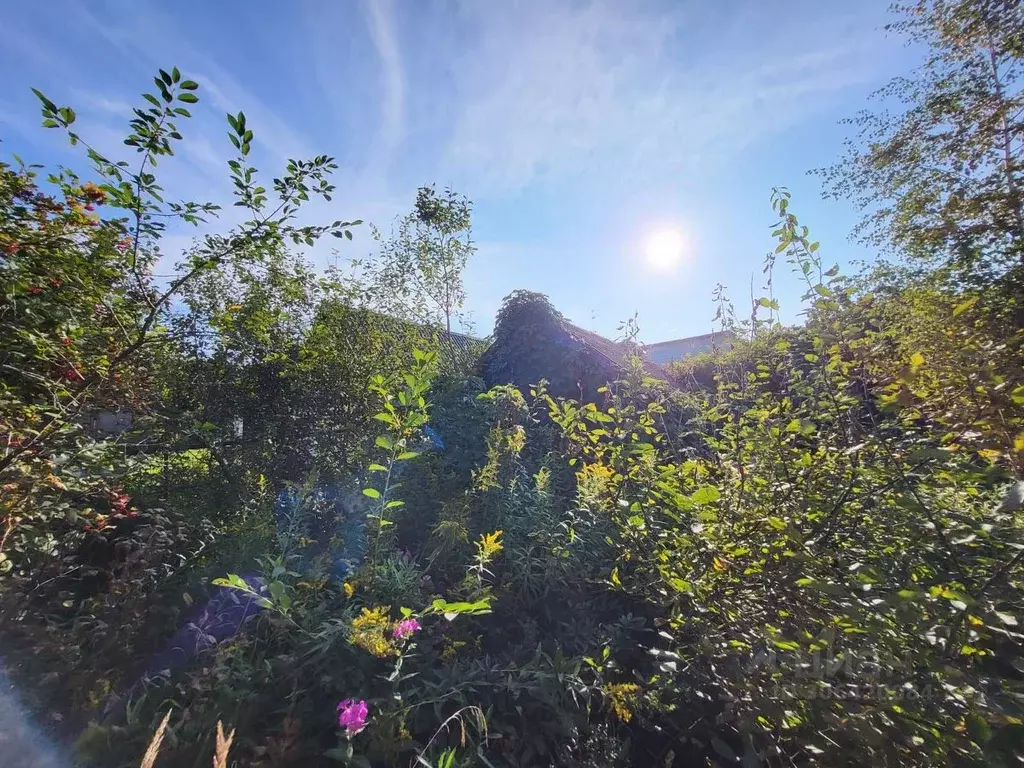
[361,0,405,167]
[442,0,884,195]
[66,2,315,166]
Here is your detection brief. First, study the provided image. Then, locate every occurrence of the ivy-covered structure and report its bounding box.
[479,290,666,399]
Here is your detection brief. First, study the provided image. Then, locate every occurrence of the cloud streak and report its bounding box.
[441,0,885,195]
[362,0,405,167]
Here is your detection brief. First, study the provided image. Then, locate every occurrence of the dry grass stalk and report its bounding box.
[213,720,236,768]
[139,710,172,768]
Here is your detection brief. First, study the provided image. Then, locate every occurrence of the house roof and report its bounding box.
[645,331,722,350]
[438,329,481,352]
[563,320,667,379]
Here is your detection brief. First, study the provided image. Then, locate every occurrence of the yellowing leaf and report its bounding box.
[43,474,67,491]
[952,295,978,317]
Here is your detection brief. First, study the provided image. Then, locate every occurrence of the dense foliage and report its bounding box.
[2,3,1024,767]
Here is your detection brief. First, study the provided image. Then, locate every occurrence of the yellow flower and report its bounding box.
[343,582,355,598]
[576,462,615,508]
[441,640,466,662]
[476,530,503,562]
[350,606,396,658]
[534,466,551,494]
[604,683,641,723]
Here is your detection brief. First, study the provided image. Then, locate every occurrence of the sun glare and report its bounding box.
[644,229,685,271]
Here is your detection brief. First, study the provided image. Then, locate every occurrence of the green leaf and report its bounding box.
[31,88,58,112]
[905,447,950,463]
[691,486,721,505]
[711,736,737,763]
[668,578,692,593]
[794,578,847,596]
[1010,385,1024,406]
[965,713,991,744]
[375,435,394,450]
[177,92,199,103]
[396,451,419,460]
[368,463,388,472]
[180,80,199,91]
[159,68,173,85]
[362,488,381,499]
[952,296,979,317]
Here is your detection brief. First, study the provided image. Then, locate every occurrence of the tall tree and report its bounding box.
[818,0,1024,283]
[355,186,475,335]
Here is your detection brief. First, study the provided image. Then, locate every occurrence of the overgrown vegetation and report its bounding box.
[1,2,1023,766]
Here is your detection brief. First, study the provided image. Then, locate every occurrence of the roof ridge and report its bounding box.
[645,330,732,348]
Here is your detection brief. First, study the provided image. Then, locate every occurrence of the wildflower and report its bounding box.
[4,243,19,255]
[343,582,355,598]
[534,466,551,494]
[350,606,397,658]
[28,286,42,295]
[604,683,641,723]
[441,639,465,662]
[392,618,421,641]
[115,236,133,254]
[336,699,369,736]
[576,462,615,509]
[49,279,62,288]
[475,530,503,561]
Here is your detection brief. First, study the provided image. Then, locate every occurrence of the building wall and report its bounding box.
[645,333,734,365]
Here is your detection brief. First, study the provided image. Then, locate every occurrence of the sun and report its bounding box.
[644,229,685,271]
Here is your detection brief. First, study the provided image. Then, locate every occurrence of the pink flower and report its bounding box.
[337,699,369,736]
[392,618,421,641]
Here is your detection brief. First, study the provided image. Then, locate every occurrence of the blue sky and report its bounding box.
[0,0,921,342]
